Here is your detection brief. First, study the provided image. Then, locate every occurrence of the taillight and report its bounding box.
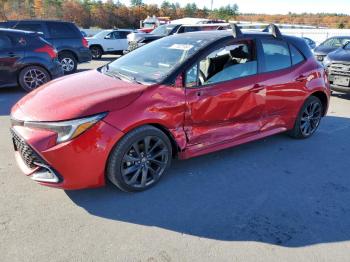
[82,37,88,48]
[35,45,58,59]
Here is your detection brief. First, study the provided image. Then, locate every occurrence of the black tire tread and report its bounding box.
[107,125,172,192]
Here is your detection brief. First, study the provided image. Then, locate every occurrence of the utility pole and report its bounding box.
[211,0,213,11]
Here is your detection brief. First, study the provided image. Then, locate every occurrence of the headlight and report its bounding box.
[323,56,331,66]
[22,113,107,143]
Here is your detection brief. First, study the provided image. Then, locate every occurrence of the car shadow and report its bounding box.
[66,115,350,247]
[332,92,350,100]
[0,87,25,116]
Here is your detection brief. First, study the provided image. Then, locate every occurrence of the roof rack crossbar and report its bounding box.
[230,23,243,38]
[262,24,282,38]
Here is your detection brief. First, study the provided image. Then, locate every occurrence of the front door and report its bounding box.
[184,39,266,148]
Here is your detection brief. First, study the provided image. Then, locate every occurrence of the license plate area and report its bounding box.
[333,76,350,87]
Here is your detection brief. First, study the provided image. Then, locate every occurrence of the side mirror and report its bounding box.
[174,73,184,88]
[104,35,112,40]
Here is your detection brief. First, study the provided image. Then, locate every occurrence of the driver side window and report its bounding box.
[185,40,257,88]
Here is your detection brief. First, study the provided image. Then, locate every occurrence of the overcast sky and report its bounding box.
[116,0,350,15]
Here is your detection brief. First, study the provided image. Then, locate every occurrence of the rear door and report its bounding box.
[184,38,265,148]
[257,38,307,131]
[0,32,25,87]
[113,31,130,51]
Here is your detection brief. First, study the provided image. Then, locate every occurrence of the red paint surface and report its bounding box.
[11,58,330,189]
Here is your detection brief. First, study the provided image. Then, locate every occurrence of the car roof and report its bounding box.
[169,29,313,58]
[2,19,73,23]
[0,28,37,35]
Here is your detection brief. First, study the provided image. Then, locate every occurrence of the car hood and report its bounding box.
[328,48,350,63]
[128,32,163,42]
[314,46,338,56]
[12,70,146,122]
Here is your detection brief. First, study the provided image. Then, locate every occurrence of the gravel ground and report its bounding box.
[1,57,350,262]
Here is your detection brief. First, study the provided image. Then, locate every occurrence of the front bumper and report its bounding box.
[10,120,124,190]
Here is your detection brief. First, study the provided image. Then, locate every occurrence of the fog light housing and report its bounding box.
[31,163,60,183]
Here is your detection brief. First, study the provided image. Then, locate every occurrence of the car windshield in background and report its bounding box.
[105,36,212,84]
[93,30,109,38]
[321,37,350,48]
[150,24,177,35]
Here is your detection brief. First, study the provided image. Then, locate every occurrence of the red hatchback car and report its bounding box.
[10,25,330,192]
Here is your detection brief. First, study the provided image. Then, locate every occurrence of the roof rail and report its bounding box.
[230,23,243,38]
[262,24,282,38]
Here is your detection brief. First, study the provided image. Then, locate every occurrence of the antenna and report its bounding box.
[262,24,282,38]
[230,23,243,38]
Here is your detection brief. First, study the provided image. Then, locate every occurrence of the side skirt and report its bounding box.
[178,127,288,160]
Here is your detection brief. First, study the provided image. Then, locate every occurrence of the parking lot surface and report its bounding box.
[1,56,350,262]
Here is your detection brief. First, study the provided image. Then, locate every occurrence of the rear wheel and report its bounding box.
[18,65,51,92]
[289,96,323,139]
[107,126,172,192]
[90,46,103,59]
[59,52,77,74]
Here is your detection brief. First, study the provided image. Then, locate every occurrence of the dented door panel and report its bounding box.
[184,74,265,147]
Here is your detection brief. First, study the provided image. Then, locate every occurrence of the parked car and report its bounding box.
[313,36,350,62]
[0,28,63,91]
[0,20,91,74]
[323,42,350,94]
[10,25,330,192]
[124,23,229,54]
[87,29,136,59]
[302,37,316,50]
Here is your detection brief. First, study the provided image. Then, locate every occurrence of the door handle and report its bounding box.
[296,75,308,82]
[250,84,265,92]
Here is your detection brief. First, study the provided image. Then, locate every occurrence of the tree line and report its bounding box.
[0,0,350,29]
[0,0,238,29]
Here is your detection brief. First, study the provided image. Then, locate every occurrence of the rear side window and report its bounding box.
[113,31,129,39]
[290,44,305,65]
[47,22,78,38]
[14,23,43,33]
[261,39,291,72]
[0,34,11,49]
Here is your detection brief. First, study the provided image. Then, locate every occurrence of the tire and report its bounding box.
[107,125,172,192]
[59,52,77,74]
[289,96,323,139]
[90,46,103,59]
[18,65,51,92]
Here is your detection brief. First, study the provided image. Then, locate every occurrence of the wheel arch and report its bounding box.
[89,44,104,52]
[310,91,329,116]
[58,49,78,62]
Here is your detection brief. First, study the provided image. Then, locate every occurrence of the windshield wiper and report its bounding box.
[114,71,143,84]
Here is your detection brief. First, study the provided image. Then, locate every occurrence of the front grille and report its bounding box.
[328,63,350,77]
[11,129,44,169]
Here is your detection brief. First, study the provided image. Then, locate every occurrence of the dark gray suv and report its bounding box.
[0,20,92,74]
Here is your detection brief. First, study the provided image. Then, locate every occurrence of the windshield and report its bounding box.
[105,36,212,85]
[151,24,177,35]
[93,30,110,38]
[321,37,350,48]
[143,23,155,29]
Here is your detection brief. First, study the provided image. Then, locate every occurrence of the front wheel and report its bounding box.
[289,96,323,139]
[107,126,172,192]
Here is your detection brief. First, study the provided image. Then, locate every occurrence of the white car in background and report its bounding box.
[87,29,135,59]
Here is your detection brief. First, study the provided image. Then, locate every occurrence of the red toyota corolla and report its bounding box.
[10,25,330,192]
